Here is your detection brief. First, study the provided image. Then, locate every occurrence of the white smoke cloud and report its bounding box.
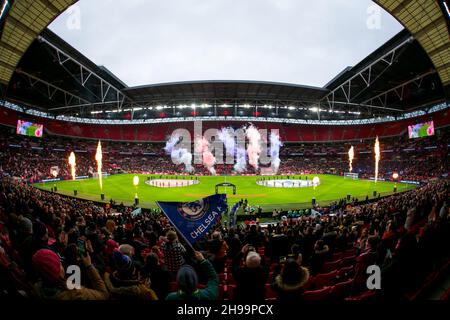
[234,146,247,173]
[270,131,283,174]
[217,127,236,157]
[165,124,282,175]
[246,124,262,170]
[195,136,216,175]
[164,135,193,172]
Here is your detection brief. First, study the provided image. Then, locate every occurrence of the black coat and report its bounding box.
[232,266,268,301]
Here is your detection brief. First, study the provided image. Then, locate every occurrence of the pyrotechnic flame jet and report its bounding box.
[95,141,103,191]
[374,137,381,183]
[348,146,355,173]
[68,152,76,181]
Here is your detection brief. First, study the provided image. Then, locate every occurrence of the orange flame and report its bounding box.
[68,152,76,180]
[374,137,381,183]
[348,146,355,173]
[95,141,103,191]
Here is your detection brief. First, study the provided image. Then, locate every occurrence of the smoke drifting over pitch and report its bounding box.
[234,147,247,173]
[270,131,282,174]
[164,123,282,175]
[195,136,217,175]
[164,135,194,172]
[246,125,262,170]
[218,127,236,157]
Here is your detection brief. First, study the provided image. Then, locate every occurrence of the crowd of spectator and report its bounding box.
[0,125,448,182]
[0,122,449,300]
[0,172,449,300]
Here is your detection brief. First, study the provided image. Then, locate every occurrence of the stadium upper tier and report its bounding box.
[0,26,449,121]
[1,104,449,143]
[1,123,448,182]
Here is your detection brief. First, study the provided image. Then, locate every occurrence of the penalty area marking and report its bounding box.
[145,179,199,188]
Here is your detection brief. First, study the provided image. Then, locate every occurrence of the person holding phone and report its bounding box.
[31,248,109,300]
[103,250,157,300]
[77,239,87,257]
[230,244,269,301]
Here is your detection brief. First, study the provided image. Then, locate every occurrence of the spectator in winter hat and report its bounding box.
[18,216,33,236]
[166,251,218,300]
[162,231,186,277]
[31,249,108,300]
[105,239,119,256]
[104,250,157,300]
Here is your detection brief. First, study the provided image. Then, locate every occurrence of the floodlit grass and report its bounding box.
[34,174,416,211]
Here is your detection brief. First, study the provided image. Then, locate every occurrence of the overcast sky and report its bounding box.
[48,0,403,88]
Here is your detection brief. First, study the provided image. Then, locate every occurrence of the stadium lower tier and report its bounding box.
[0,124,449,183]
[0,176,449,301]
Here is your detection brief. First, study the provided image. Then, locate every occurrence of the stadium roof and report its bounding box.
[375,0,450,87]
[0,0,77,85]
[322,29,446,114]
[123,80,327,106]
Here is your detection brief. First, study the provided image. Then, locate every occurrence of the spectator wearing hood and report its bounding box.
[104,250,157,300]
[31,249,108,300]
[271,258,310,302]
[166,251,218,301]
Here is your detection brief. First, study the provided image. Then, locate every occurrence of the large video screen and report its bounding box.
[408,121,434,139]
[16,120,44,138]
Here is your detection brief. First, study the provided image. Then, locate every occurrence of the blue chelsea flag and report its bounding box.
[229,202,239,228]
[157,194,228,245]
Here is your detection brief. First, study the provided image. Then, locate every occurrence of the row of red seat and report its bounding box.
[167,277,356,301]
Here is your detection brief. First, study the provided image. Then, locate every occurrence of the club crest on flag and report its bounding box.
[177,199,209,221]
[157,194,228,246]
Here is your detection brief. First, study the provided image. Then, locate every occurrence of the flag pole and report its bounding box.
[155,201,196,252]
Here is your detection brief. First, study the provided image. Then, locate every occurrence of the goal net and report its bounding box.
[344,172,359,180]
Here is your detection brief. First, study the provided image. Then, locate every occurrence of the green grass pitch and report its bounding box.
[34,174,416,212]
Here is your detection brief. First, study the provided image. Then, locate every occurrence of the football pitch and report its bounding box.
[34,174,416,212]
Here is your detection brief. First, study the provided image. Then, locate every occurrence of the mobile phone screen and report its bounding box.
[77,239,86,256]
